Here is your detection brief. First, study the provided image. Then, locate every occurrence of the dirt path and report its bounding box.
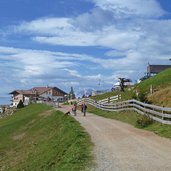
[58,106,171,171]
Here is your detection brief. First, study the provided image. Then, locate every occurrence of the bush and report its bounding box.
[63,101,69,105]
[136,114,154,128]
[131,93,138,100]
[17,100,24,108]
[137,92,149,103]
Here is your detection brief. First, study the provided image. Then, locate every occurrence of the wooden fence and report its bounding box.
[98,95,121,104]
[78,97,171,125]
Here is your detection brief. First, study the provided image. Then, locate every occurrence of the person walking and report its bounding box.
[82,103,87,116]
[72,103,77,116]
[81,103,83,113]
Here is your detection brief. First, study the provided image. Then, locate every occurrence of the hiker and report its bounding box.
[82,103,87,116]
[72,103,77,116]
[81,103,83,113]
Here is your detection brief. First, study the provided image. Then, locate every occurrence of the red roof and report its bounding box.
[9,90,35,95]
[32,87,52,95]
[10,87,67,96]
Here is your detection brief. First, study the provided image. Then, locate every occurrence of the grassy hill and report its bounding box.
[91,68,171,107]
[0,104,93,171]
[136,68,171,94]
[136,68,171,107]
[91,91,118,101]
[91,90,134,103]
[148,86,171,107]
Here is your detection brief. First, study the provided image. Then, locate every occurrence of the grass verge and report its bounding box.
[0,104,93,171]
[87,105,171,140]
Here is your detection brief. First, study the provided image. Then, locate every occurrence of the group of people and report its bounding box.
[71,102,87,116]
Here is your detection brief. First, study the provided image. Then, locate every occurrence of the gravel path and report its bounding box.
[59,106,171,171]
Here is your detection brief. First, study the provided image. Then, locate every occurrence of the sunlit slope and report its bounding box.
[0,104,93,171]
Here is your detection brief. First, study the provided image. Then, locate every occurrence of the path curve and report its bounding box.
[58,105,171,171]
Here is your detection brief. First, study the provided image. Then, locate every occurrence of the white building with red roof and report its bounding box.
[10,87,67,107]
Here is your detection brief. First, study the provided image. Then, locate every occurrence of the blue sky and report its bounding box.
[0,0,171,104]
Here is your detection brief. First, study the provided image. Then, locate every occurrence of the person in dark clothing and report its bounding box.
[81,103,83,113]
[82,103,87,116]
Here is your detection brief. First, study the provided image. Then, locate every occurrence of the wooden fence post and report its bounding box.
[108,97,110,103]
[150,84,153,94]
[162,106,164,120]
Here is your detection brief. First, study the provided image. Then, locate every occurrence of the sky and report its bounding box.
[0,0,171,104]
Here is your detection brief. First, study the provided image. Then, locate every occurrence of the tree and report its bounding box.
[118,78,132,92]
[69,87,76,99]
[82,94,86,98]
[17,100,24,108]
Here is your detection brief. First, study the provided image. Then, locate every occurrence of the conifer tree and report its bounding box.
[69,87,76,99]
[17,100,24,108]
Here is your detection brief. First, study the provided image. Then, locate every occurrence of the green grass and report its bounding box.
[91,91,118,101]
[91,89,135,103]
[148,86,171,107]
[144,123,171,139]
[87,105,139,125]
[0,104,93,171]
[136,68,171,93]
[87,105,171,140]
[63,101,70,105]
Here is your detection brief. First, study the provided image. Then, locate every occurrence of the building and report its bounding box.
[9,90,35,107]
[31,87,67,102]
[138,64,171,83]
[147,64,171,76]
[10,87,67,107]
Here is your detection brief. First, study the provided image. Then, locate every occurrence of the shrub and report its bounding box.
[17,100,24,108]
[137,92,149,103]
[63,101,69,105]
[136,114,154,128]
[131,93,138,100]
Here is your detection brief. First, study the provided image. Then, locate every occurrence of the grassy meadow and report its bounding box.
[0,104,93,171]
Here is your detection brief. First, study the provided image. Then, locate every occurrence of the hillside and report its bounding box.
[91,91,118,101]
[148,86,171,107]
[136,68,171,107]
[91,68,171,107]
[0,104,93,171]
[136,68,171,93]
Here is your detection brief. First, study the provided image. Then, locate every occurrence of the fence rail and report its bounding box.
[98,95,121,104]
[78,97,171,125]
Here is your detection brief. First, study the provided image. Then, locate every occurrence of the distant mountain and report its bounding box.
[76,88,95,98]
[76,88,111,98]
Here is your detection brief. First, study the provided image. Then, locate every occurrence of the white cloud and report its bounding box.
[28,23,141,50]
[92,0,165,18]
[0,45,146,94]
[1,0,171,96]
[33,33,98,47]
[0,46,116,91]
[15,17,72,36]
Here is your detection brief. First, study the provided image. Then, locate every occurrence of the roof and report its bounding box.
[32,87,52,95]
[9,90,35,95]
[147,65,171,74]
[52,87,67,95]
[32,87,67,95]
[10,86,67,96]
